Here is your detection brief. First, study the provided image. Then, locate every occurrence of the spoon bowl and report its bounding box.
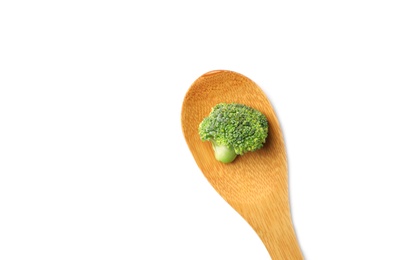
[181,70,303,259]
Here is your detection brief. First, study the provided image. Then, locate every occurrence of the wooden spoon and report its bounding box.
[181,70,303,259]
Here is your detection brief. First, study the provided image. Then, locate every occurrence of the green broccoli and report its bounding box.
[198,103,269,163]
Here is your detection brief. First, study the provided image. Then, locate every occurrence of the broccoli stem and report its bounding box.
[211,141,237,163]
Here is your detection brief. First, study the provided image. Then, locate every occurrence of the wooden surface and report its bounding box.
[181,70,303,260]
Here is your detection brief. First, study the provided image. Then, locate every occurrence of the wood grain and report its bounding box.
[181,70,303,260]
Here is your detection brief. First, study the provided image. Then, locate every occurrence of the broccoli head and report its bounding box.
[198,103,269,163]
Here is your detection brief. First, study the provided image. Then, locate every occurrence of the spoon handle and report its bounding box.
[259,215,303,259]
[242,197,303,259]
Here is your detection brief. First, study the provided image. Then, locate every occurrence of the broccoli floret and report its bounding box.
[198,103,269,163]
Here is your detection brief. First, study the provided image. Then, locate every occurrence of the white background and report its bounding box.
[1,1,401,259]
